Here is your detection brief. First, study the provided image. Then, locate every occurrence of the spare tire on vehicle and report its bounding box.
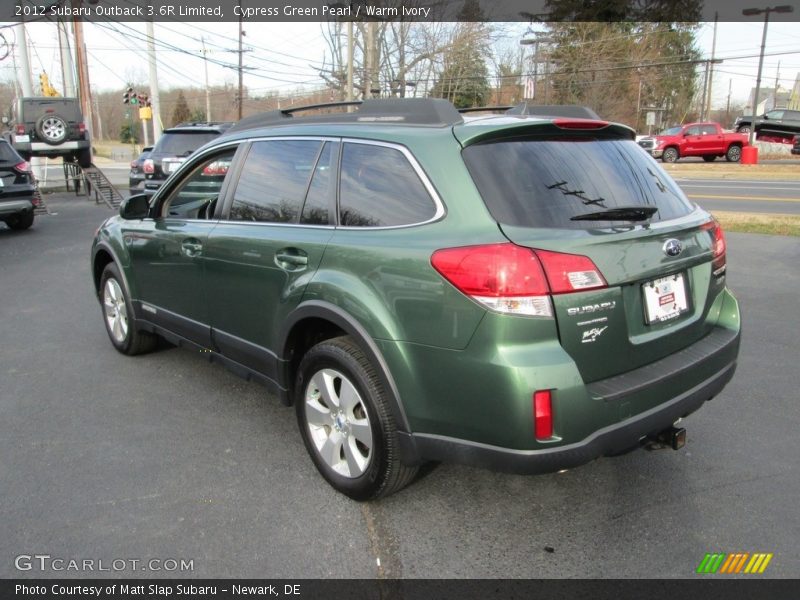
[36,114,68,145]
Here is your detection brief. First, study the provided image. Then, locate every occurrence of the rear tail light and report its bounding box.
[533,390,553,440]
[14,161,30,173]
[130,160,138,168]
[78,122,86,135]
[430,243,606,317]
[15,124,26,136]
[143,158,154,174]
[701,219,726,275]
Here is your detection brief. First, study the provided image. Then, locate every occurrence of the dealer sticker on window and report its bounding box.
[643,273,689,324]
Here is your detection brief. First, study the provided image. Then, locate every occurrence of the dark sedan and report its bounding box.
[0,139,37,230]
[128,146,153,195]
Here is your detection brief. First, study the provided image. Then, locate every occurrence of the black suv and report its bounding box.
[734,108,800,140]
[4,97,92,168]
[0,139,37,230]
[142,122,232,196]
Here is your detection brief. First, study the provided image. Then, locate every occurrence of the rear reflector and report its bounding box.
[431,243,607,317]
[534,390,553,440]
[15,124,26,135]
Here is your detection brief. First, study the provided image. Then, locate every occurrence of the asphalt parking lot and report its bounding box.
[1,193,798,579]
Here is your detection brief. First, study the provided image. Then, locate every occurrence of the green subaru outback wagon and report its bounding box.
[91,99,740,500]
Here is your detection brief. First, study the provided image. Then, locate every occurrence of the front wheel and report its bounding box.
[99,263,157,355]
[661,147,679,163]
[295,336,418,500]
[726,145,742,162]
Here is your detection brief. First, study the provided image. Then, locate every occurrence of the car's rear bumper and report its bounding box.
[0,195,35,217]
[14,140,90,155]
[393,289,740,472]
[403,335,737,474]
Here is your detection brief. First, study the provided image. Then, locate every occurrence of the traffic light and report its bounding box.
[141,94,151,108]
[123,87,133,104]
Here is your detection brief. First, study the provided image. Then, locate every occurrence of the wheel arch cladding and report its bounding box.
[279,300,412,434]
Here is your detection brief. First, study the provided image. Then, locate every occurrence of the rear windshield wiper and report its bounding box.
[570,206,658,221]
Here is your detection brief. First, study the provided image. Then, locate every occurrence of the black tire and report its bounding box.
[737,126,750,134]
[77,147,92,168]
[99,263,157,355]
[702,155,716,162]
[295,336,418,500]
[35,114,68,145]
[6,210,34,230]
[726,144,742,163]
[661,147,679,163]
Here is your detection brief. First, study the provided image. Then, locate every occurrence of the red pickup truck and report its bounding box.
[641,122,749,163]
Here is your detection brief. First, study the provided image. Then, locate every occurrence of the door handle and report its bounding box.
[181,239,203,258]
[275,248,308,270]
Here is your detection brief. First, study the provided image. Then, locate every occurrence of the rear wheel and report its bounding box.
[295,336,418,500]
[77,148,92,168]
[726,145,742,162]
[661,147,679,163]
[5,210,34,230]
[99,263,157,355]
[702,155,716,162]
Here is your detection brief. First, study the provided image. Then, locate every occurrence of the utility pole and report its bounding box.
[15,22,34,96]
[201,37,211,121]
[705,13,718,122]
[773,60,781,107]
[726,78,732,124]
[145,21,162,142]
[238,6,244,119]
[346,21,353,102]
[92,89,103,141]
[57,20,76,96]
[71,3,94,141]
[700,61,710,121]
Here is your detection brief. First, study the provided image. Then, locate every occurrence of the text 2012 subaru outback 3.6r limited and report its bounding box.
[91,99,740,500]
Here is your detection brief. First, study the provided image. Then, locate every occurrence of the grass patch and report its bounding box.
[712,211,800,236]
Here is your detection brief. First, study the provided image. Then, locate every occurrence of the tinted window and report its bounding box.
[339,143,436,227]
[765,111,783,119]
[685,126,701,136]
[230,140,322,223]
[463,138,694,229]
[300,142,336,225]
[155,132,221,156]
[700,125,717,135]
[160,149,236,219]
[0,140,21,162]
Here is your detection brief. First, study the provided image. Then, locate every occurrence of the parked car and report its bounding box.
[792,134,800,155]
[642,122,748,162]
[0,139,37,230]
[3,97,92,167]
[128,146,153,195]
[734,109,800,141]
[142,122,232,196]
[91,99,741,500]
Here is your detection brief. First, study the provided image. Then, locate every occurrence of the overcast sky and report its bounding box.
[3,19,799,108]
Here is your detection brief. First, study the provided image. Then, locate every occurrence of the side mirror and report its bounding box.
[120,194,150,220]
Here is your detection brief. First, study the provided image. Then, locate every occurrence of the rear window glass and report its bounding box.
[463,138,693,229]
[155,132,220,156]
[0,140,21,162]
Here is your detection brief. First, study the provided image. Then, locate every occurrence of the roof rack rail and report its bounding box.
[506,103,601,120]
[458,106,514,114]
[225,98,464,133]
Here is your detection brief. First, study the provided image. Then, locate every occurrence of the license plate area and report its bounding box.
[642,272,689,324]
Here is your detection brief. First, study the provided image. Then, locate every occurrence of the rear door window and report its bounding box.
[463,138,693,229]
[229,139,322,223]
[338,142,437,227]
